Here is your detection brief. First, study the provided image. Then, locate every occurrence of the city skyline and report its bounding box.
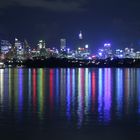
[1,32,140,53]
[1,36,140,62]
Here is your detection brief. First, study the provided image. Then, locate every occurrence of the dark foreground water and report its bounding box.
[0,68,140,140]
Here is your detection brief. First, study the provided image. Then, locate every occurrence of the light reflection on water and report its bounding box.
[104,68,111,123]
[137,69,140,114]
[0,68,140,129]
[116,68,123,118]
[0,69,4,105]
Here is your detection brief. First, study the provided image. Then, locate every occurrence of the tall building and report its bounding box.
[98,43,112,59]
[60,38,66,50]
[14,38,24,56]
[136,51,140,59]
[104,43,112,58]
[24,40,31,53]
[77,31,85,49]
[115,49,124,58]
[38,40,45,49]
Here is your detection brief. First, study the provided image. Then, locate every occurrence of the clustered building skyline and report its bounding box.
[0,31,140,61]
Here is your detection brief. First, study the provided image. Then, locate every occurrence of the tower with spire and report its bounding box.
[79,31,83,40]
[77,30,84,48]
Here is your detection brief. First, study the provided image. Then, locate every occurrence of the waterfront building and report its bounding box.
[0,40,12,54]
[124,48,130,58]
[76,46,90,59]
[104,43,113,58]
[14,38,24,59]
[98,43,113,59]
[98,49,104,59]
[129,48,136,58]
[115,49,124,58]
[136,51,140,59]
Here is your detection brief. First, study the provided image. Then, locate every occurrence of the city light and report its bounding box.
[99,52,102,56]
[104,43,111,47]
[79,31,83,40]
[0,32,140,68]
[85,44,89,49]
[15,38,18,42]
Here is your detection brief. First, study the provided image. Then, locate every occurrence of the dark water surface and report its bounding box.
[0,68,140,140]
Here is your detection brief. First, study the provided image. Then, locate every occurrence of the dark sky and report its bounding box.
[0,0,140,51]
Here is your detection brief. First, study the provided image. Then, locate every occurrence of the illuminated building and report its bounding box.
[24,40,31,53]
[130,48,136,58]
[124,48,130,58]
[31,49,38,57]
[59,38,67,57]
[37,40,47,57]
[123,48,136,58]
[76,31,90,58]
[76,46,90,59]
[0,40,12,54]
[98,49,104,59]
[76,31,90,59]
[136,52,140,59]
[77,31,84,49]
[38,40,45,49]
[85,44,90,54]
[14,38,24,56]
[97,43,112,59]
[115,49,124,58]
[60,38,66,51]
[104,43,112,58]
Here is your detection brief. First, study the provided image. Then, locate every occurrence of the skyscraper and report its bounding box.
[14,38,24,55]
[77,31,85,49]
[38,40,45,49]
[103,43,112,58]
[60,38,66,50]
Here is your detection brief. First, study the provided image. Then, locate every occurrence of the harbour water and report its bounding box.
[0,68,140,139]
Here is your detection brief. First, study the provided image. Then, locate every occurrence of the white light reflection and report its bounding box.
[116,68,123,118]
[0,69,4,104]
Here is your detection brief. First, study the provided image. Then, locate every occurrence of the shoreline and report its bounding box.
[3,57,140,68]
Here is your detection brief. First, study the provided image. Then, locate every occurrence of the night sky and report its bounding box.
[0,0,140,52]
